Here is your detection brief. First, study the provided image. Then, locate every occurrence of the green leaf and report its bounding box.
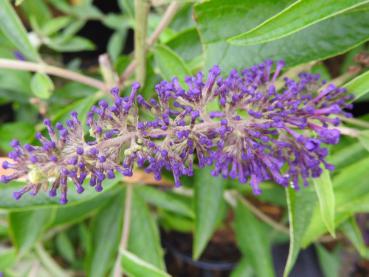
[47,36,95,52]
[195,0,294,44]
[108,31,127,62]
[0,122,34,152]
[229,0,369,46]
[312,170,335,237]
[136,186,194,218]
[166,28,202,62]
[0,0,40,61]
[49,186,120,227]
[0,248,16,270]
[56,232,75,264]
[234,198,274,277]
[193,167,226,259]
[30,72,54,99]
[315,244,341,277]
[358,130,369,152]
[231,258,253,277]
[284,188,316,277]
[120,250,170,277]
[87,188,125,277]
[195,1,369,73]
[341,217,369,257]
[9,208,54,255]
[128,189,165,270]
[41,16,72,36]
[20,0,52,26]
[344,70,369,101]
[154,44,191,87]
[0,178,120,210]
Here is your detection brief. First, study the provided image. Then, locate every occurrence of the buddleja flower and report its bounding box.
[0,60,352,204]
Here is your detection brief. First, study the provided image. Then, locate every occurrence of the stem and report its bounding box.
[134,0,150,85]
[119,1,181,85]
[0,59,107,91]
[35,243,70,277]
[339,115,369,129]
[338,126,361,137]
[113,184,134,277]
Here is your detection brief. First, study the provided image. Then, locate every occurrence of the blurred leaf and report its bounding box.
[21,0,52,26]
[0,122,34,152]
[193,167,226,259]
[0,178,120,210]
[341,217,369,257]
[108,31,127,62]
[118,0,135,18]
[52,93,99,126]
[231,258,253,277]
[195,1,369,72]
[30,72,54,99]
[195,0,294,44]
[47,36,95,52]
[15,0,25,5]
[234,198,274,277]
[41,16,72,36]
[313,170,335,236]
[0,0,40,61]
[154,44,191,87]
[49,186,120,227]
[56,232,75,264]
[229,0,369,46]
[329,141,367,170]
[136,186,194,218]
[128,190,165,270]
[87,188,125,277]
[158,210,194,233]
[345,70,369,101]
[315,244,341,277]
[120,250,170,277]
[9,208,54,255]
[0,248,16,270]
[284,188,316,277]
[166,28,202,62]
[358,130,369,152]
[170,3,196,32]
[102,14,132,31]
[303,157,369,246]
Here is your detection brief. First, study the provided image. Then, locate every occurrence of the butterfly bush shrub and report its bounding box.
[1,61,352,203]
[1,0,369,276]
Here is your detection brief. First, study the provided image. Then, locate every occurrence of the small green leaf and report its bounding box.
[108,31,127,62]
[312,170,335,237]
[344,70,369,101]
[0,0,40,61]
[193,168,226,259]
[315,244,341,277]
[120,250,170,277]
[341,217,369,258]
[47,36,95,52]
[229,0,369,46]
[136,186,194,218]
[0,122,34,152]
[87,188,125,277]
[284,188,316,277]
[9,208,54,255]
[154,44,191,87]
[128,190,165,270]
[30,72,54,99]
[166,28,202,62]
[56,232,75,264]
[41,16,72,36]
[234,198,274,277]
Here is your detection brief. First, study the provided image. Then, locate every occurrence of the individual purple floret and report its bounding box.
[0,60,352,204]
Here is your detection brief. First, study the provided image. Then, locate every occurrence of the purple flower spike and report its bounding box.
[1,61,352,203]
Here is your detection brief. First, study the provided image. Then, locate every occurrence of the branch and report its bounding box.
[119,1,181,85]
[113,184,134,277]
[0,59,107,91]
